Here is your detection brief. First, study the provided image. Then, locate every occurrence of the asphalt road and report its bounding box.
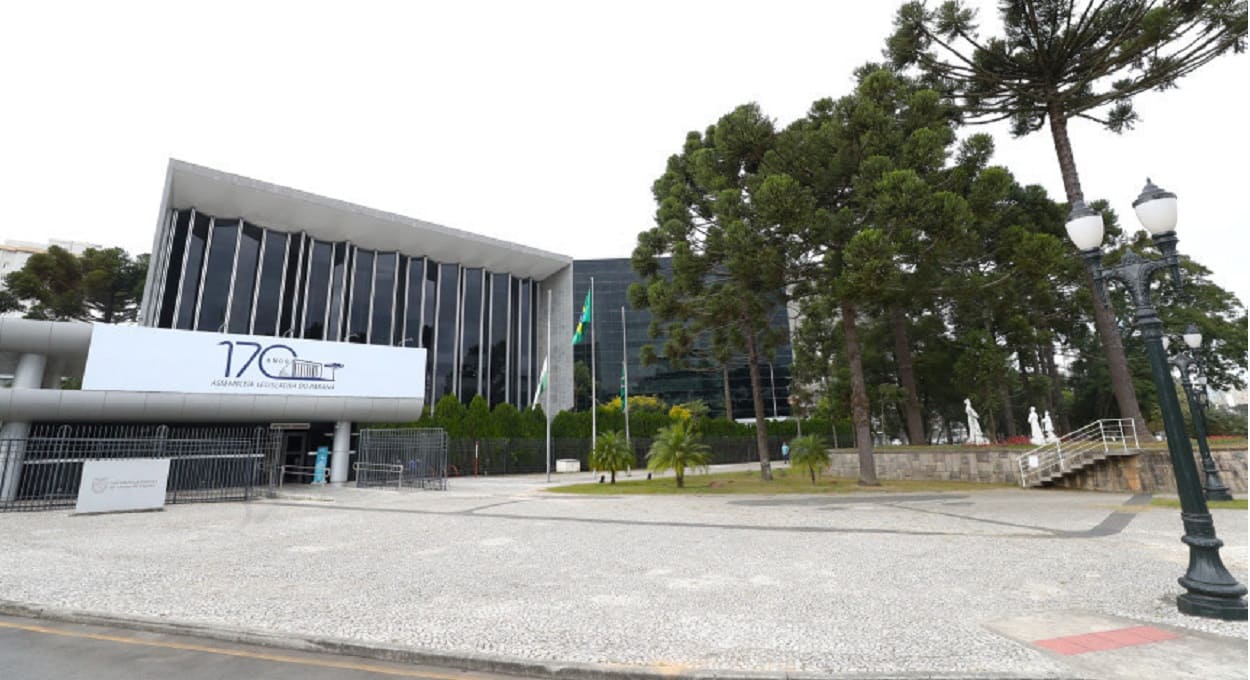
[0,615,526,680]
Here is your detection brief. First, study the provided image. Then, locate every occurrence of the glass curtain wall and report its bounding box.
[157,209,538,409]
[347,248,374,343]
[487,273,509,407]
[433,263,460,402]
[252,232,288,336]
[226,223,262,334]
[371,253,397,345]
[196,218,239,332]
[459,268,483,402]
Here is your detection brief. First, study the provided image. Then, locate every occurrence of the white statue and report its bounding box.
[1042,411,1057,444]
[1027,406,1044,446]
[964,398,985,445]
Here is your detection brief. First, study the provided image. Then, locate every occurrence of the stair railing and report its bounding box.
[1017,418,1138,487]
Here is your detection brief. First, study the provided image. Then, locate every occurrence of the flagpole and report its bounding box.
[545,288,552,483]
[590,277,596,447]
[621,305,630,448]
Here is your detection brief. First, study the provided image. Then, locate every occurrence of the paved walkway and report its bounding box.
[0,467,1245,678]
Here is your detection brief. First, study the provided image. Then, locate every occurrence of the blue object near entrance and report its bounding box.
[313,446,329,485]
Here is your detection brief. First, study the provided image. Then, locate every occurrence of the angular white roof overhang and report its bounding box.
[166,160,571,281]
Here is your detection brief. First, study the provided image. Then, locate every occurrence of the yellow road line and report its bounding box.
[0,619,478,679]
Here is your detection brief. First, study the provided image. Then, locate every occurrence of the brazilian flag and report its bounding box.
[571,288,592,344]
[620,369,628,412]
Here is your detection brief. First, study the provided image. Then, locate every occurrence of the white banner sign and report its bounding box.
[75,459,171,514]
[83,325,426,399]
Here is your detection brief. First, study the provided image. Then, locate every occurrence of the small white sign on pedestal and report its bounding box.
[76,459,171,514]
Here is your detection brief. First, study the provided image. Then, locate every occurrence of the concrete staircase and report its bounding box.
[1016,419,1140,488]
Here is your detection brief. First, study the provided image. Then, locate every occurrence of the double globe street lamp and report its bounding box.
[1164,326,1234,503]
[1065,179,1246,621]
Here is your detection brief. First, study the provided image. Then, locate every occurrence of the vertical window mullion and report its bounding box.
[365,251,377,343]
[477,269,485,398]
[505,274,511,408]
[223,219,244,333]
[151,210,174,325]
[300,238,315,339]
[192,217,215,331]
[249,229,268,334]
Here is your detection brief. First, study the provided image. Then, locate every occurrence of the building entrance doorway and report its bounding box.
[280,430,309,484]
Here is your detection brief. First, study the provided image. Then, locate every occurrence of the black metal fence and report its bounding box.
[445,435,785,476]
[357,428,448,490]
[0,424,275,512]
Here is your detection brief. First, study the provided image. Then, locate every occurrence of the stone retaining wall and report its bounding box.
[827,447,1247,494]
[827,449,1022,485]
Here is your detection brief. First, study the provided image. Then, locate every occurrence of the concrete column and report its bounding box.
[41,356,64,389]
[330,421,351,483]
[1,353,48,502]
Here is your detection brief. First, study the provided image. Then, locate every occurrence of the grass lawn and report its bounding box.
[1150,497,1247,510]
[548,468,1014,495]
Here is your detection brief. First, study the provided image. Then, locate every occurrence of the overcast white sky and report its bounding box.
[1,1,1245,305]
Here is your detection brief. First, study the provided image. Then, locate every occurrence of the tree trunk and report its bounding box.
[840,299,878,486]
[1043,347,1071,434]
[890,306,926,445]
[722,364,734,421]
[611,469,616,484]
[1047,103,1149,437]
[999,380,1015,441]
[745,332,773,481]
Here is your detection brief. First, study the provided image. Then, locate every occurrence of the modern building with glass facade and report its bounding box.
[571,258,792,419]
[140,160,575,414]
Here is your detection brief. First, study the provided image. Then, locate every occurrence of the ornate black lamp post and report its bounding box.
[1065,179,1246,621]
[1167,327,1233,502]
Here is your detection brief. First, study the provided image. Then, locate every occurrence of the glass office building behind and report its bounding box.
[572,258,792,419]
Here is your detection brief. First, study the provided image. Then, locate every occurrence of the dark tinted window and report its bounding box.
[371,253,397,345]
[488,273,509,407]
[391,256,409,346]
[401,258,423,347]
[433,263,459,400]
[460,268,483,402]
[157,210,190,328]
[253,232,288,336]
[281,235,305,337]
[227,222,262,334]
[515,278,531,407]
[196,218,238,331]
[421,261,437,405]
[326,244,350,341]
[347,249,374,343]
[175,211,209,330]
[302,241,332,339]
[422,261,437,350]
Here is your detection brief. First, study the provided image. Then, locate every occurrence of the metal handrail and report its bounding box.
[1017,418,1138,487]
[278,464,320,489]
[354,461,404,490]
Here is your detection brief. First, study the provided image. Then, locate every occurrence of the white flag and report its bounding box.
[531,357,549,410]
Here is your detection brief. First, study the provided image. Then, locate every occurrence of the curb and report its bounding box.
[0,600,1075,680]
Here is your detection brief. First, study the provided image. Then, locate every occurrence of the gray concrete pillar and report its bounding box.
[1,353,48,502]
[40,356,64,389]
[330,421,351,483]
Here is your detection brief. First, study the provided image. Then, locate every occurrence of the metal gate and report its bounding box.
[356,428,448,490]
[0,424,276,512]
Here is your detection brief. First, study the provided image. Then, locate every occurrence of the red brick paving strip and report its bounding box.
[1034,626,1180,655]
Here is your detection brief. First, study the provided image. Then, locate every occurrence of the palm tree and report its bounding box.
[788,435,830,485]
[645,420,711,488]
[589,430,633,484]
